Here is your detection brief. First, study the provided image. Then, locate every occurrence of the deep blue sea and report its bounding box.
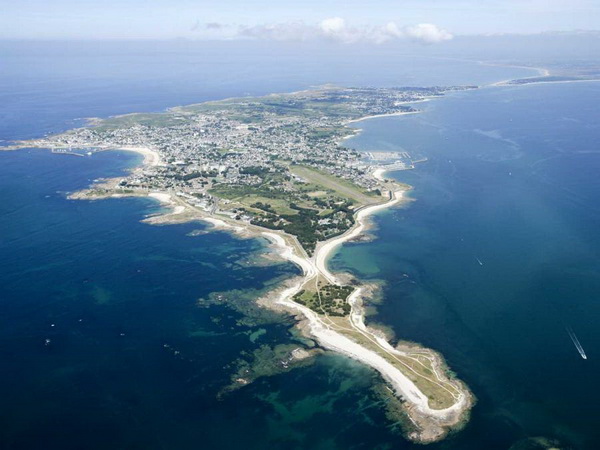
[338,81,600,449]
[1,41,598,449]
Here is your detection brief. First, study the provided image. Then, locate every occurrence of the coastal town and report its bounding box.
[17,85,470,253]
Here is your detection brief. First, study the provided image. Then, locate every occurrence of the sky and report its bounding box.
[1,0,599,41]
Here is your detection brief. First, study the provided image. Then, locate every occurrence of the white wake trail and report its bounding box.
[566,326,587,360]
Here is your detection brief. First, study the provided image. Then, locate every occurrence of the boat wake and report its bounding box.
[566,326,587,360]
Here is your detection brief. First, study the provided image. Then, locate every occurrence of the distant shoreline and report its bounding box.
[347,110,419,123]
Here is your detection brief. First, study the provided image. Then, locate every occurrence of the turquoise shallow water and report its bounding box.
[1,41,597,449]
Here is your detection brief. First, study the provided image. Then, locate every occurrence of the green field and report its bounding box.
[290,165,380,205]
[209,168,365,254]
[94,112,185,129]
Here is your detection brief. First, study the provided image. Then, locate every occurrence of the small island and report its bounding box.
[5,85,475,443]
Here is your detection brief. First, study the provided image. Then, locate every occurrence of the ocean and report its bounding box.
[338,81,600,449]
[1,41,598,449]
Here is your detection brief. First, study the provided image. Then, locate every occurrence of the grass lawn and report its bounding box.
[290,165,379,205]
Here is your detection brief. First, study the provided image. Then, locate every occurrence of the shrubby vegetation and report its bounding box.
[210,169,359,254]
[293,284,354,316]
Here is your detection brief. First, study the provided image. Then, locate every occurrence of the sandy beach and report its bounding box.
[314,190,404,284]
[148,192,185,214]
[492,78,600,88]
[260,189,470,423]
[347,110,419,123]
[372,167,389,181]
[115,146,162,166]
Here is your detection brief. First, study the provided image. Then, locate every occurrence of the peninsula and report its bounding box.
[6,86,475,442]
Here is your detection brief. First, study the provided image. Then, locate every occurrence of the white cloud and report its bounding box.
[403,23,454,43]
[319,17,346,36]
[238,22,314,41]
[201,18,453,45]
[369,22,406,44]
[318,17,360,43]
[367,22,453,44]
